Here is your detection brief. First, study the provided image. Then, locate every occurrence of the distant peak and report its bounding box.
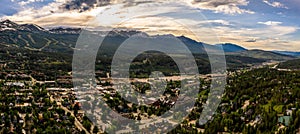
[0,19,19,31]
[153,34,175,38]
[177,35,200,44]
[218,43,238,46]
[21,24,45,31]
[216,43,247,52]
[1,19,17,25]
[178,35,189,39]
[0,20,47,32]
[1,19,13,23]
[50,27,81,30]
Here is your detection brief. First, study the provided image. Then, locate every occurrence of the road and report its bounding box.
[60,105,91,134]
[49,95,90,134]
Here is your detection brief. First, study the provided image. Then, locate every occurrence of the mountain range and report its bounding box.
[0,19,298,65]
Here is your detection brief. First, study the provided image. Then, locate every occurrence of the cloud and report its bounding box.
[262,0,287,8]
[268,25,298,36]
[258,21,282,26]
[60,0,156,12]
[184,0,254,14]
[245,38,256,42]
[197,20,233,27]
[2,0,99,27]
[212,24,299,50]
[58,0,254,14]
[3,0,180,28]
[61,0,110,12]
[18,0,44,6]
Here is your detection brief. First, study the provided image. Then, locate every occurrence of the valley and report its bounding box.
[0,20,300,134]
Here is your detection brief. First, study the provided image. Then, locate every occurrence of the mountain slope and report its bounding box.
[273,51,300,57]
[177,36,211,54]
[227,49,295,61]
[216,43,247,52]
[0,20,79,53]
[277,58,300,69]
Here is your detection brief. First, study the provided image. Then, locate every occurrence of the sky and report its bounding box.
[0,0,300,51]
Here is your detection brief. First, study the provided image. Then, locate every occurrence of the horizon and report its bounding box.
[2,18,300,53]
[0,0,300,51]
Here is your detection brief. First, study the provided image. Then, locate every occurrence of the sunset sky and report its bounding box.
[1,0,300,51]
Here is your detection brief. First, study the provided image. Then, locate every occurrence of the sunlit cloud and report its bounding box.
[263,0,287,9]
[18,0,45,6]
[182,0,254,14]
[258,21,282,26]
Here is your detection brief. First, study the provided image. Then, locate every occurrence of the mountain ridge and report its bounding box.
[272,50,300,57]
[216,43,247,52]
[0,19,297,61]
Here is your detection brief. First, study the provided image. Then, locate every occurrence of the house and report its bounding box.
[278,116,291,126]
[286,109,293,116]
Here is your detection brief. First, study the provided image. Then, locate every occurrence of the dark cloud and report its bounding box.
[61,0,155,12]
[62,0,110,12]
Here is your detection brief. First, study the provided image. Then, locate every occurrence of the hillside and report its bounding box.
[216,43,247,52]
[278,58,300,70]
[227,49,294,61]
[273,51,300,57]
[196,68,300,134]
